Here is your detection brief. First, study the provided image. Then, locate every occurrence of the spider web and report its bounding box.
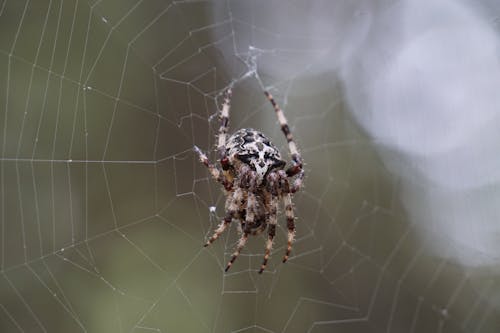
[1,0,500,332]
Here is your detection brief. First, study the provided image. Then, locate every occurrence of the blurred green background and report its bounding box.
[0,1,499,332]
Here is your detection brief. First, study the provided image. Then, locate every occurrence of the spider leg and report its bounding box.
[264,91,303,176]
[225,188,256,272]
[204,188,243,246]
[259,196,278,274]
[282,192,296,263]
[225,232,248,272]
[194,146,232,191]
[218,88,232,170]
[289,169,305,193]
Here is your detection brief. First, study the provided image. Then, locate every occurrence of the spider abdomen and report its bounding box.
[226,128,286,178]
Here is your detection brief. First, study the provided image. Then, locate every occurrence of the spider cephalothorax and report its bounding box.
[194,88,304,273]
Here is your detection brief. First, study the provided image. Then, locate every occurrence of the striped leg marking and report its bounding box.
[218,88,232,170]
[289,169,305,193]
[194,145,231,190]
[282,193,295,263]
[194,145,220,180]
[259,197,279,274]
[225,232,249,272]
[204,188,243,246]
[264,91,299,156]
[205,214,232,247]
[225,190,256,272]
[264,91,303,179]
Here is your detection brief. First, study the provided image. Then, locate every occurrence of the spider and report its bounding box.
[194,88,304,273]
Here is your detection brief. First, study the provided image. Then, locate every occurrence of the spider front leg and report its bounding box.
[218,88,232,171]
[194,146,232,190]
[289,168,305,193]
[264,91,304,178]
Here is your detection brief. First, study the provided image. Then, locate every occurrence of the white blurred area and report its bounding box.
[342,0,500,268]
[341,0,500,268]
[213,0,500,268]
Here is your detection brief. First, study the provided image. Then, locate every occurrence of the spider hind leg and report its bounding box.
[225,232,249,272]
[225,190,257,272]
[259,197,278,273]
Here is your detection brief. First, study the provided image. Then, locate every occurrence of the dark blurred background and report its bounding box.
[0,1,499,332]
